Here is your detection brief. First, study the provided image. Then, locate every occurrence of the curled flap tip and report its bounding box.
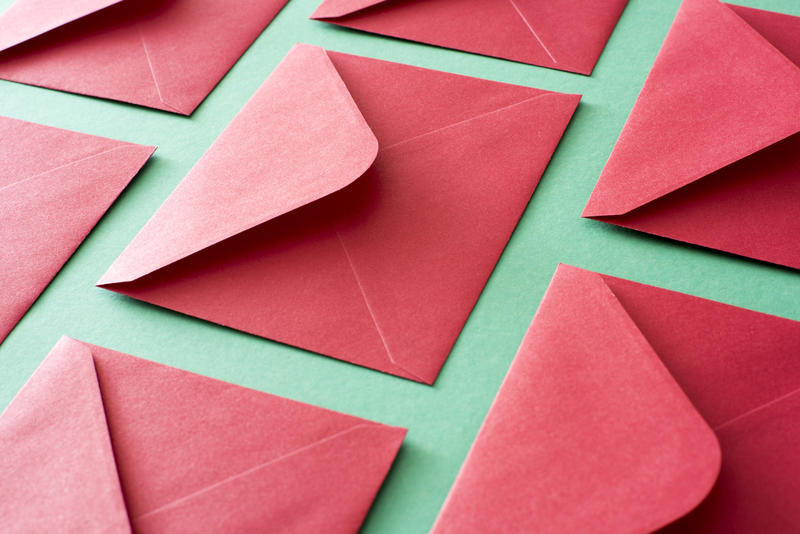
[99,44,378,286]
[310,0,389,19]
[0,0,127,52]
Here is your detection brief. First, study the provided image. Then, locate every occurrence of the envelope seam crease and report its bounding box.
[507,0,557,64]
[380,92,556,153]
[138,28,183,115]
[713,386,800,432]
[133,423,375,520]
[0,145,136,193]
[335,231,426,382]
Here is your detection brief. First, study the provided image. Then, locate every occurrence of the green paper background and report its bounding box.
[1,0,799,531]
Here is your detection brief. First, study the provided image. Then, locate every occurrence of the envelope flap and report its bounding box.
[0,0,127,52]
[583,0,800,217]
[311,0,389,18]
[432,264,720,533]
[99,44,378,285]
[0,337,130,533]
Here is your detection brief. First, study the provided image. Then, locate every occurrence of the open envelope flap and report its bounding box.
[84,341,405,531]
[0,0,125,52]
[99,44,378,285]
[0,337,131,533]
[431,263,720,533]
[583,0,800,217]
[312,0,628,75]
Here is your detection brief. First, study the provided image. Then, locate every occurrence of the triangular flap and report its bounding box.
[99,44,378,285]
[84,342,388,521]
[131,424,406,533]
[433,263,720,533]
[0,337,130,533]
[0,140,154,343]
[311,0,389,19]
[0,0,126,52]
[583,0,800,217]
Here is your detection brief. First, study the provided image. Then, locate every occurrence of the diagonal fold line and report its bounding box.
[0,146,134,194]
[138,28,183,114]
[335,231,427,382]
[713,387,800,432]
[507,0,558,64]
[134,423,374,520]
[380,92,556,152]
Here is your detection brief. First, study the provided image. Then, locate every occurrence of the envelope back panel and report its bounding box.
[89,342,369,520]
[600,272,800,428]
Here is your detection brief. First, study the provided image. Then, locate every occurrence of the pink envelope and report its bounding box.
[0,116,154,344]
[97,44,581,384]
[432,264,800,533]
[583,0,800,269]
[0,0,289,114]
[310,0,629,75]
[0,336,406,533]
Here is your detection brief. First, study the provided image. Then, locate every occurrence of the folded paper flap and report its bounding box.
[559,265,722,529]
[583,0,800,218]
[98,44,378,285]
[98,45,567,288]
[0,0,127,52]
[311,0,390,19]
[433,264,720,533]
[0,337,132,533]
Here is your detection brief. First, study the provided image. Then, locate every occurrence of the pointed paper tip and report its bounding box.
[310,0,388,19]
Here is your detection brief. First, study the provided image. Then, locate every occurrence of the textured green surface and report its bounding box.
[1,0,799,532]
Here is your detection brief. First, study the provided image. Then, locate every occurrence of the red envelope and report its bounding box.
[97,44,580,384]
[432,264,800,533]
[583,0,800,269]
[0,336,406,533]
[310,0,628,75]
[0,0,289,114]
[0,116,154,344]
